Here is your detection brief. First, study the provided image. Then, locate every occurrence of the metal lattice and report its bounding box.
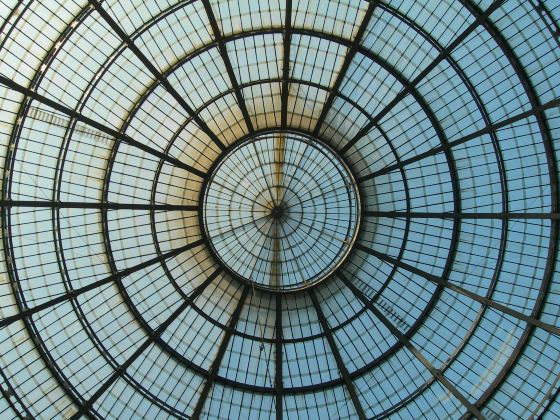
[202,132,360,291]
[0,0,560,419]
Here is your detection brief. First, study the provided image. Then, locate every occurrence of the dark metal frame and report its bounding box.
[196,129,362,294]
[0,0,559,418]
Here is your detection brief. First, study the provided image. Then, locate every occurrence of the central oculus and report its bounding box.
[201,132,361,292]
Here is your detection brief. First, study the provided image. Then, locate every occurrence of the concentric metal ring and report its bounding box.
[201,132,361,292]
[1,1,560,419]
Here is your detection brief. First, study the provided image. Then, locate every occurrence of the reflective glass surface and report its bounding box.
[203,132,360,292]
[0,0,559,419]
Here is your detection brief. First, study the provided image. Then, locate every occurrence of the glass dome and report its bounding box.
[0,0,559,418]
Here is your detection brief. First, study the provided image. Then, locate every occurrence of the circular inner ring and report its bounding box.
[202,132,361,292]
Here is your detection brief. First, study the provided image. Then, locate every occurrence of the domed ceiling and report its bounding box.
[1,0,560,418]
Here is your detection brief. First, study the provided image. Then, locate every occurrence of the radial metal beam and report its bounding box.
[455,2,559,417]
[281,0,292,130]
[0,75,207,179]
[0,239,204,329]
[364,210,560,220]
[87,0,226,151]
[529,368,560,419]
[358,96,560,183]
[536,380,560,420]
[312,1,377,136]
[355,244,560,336]
[70,268,219,418]
[530,0,560,49]
[191,287,250,419]
[201,0,254,133]
[309,289,366,420]
[340,0,506,155]
[25,105,112,143]
[338,273,485,420]
[275,293,283,420]
[0,200,198,211]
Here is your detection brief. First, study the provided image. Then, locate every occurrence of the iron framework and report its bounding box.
[0,0,559,419]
